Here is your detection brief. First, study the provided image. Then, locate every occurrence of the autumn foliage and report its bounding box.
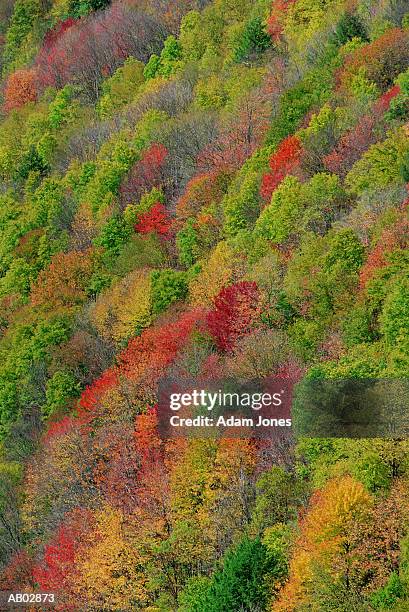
[79,308,205,418]
[34,4,165,99]
[120,143,169,206]
[260,135,302,200]
[266,0,297,42]
[324,86,401,177]
[33,508,93,608]
[359,216,409,289]
[30,251,93,309]
[1,0,409,607]
[340,28,409,91]
[207,281,261,351]
[4,69,37,112]
[135,202,172,237]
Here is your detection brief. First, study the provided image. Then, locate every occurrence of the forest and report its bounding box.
[0,0,408,609]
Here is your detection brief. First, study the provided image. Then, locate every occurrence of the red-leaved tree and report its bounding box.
[324,85,401,178]
[207,281,261,351]
[78,309,206,419]
[120,143,169,207]
[33,508,93,606]
[260,135,302,201]
[340,28,409,91]
[359,216,409,289]
[35,4,166,100]
[266,0,297,43]
[135,202,172,238]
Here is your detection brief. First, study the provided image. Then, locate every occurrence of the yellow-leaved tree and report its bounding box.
[74,506,148,610]
[91,269,151,344]
[273,475,373,611]
[189,241,243,306]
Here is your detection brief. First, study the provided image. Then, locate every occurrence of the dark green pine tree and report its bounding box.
[205,536,273,611]
[234,17,271,63]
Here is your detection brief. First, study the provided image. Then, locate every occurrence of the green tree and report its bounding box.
[234,16,271,62]
[150,269,188,315]
[204,536,276,611]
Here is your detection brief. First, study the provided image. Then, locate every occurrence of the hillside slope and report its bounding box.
[0,0,408,610]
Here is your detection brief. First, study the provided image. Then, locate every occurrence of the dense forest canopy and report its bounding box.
[0,0,408,609]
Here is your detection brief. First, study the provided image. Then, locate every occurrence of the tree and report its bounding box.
[266,0,296,43]
[234,16,271,62]
[223,169,263,237]
[4,69,37,112]
[33,508,93,606]
[359,217,409,289]
[345,129,409,196]
[35,4,166,100]
[189,241,240,307]
[0,462,23,566]
[143,34,182,80]
[68,0,111,18]
[73,506,149,610]
[96,215,132,256]
[97,56,144,119]
[204,536,277,611]
[135,202,172,238]
[387,69,409,121]
[324,87,400,178]
[340,28,409,92]
[14,144,49,182]
[260,135,303,201]
[43,370,81,420]
[79,368,118,416]
[333,11,368,45]
[0,550,35,591]
[79,309,205,417]
[120,143,169,207]
[206,281,261,351]
[176,218,201,267]
[176,170,231,224]
[150,269,188,315]
[256,173,343,243]
[30,250,93,309]
[380,278,409,347]
[91,270,151,345]
[197,88,271,174]
[273,476,373,611]
[251,466,308,533]
[2,0,43,71]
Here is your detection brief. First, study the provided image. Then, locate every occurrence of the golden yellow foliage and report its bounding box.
[91,269,151,344]
[273,476,372,611]
[189,241,242,306]
[74,506,148,610]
